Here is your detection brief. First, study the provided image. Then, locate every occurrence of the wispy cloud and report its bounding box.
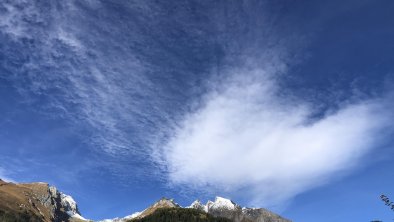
[162,62,392,207]
[0,167,15,183]
[1,1,169,158]
[0,1,177,183]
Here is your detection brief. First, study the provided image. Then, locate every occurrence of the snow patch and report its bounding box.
[60,193,79,214]
[67,211,87,220]
[190,197,238,212]
[98,211,141,222]
[127,211,142,219]
[60,193,86,220]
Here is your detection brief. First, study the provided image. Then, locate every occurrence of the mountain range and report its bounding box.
[0,179,291,222]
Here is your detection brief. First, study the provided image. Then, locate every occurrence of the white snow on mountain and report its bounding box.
[125,212,142,219]
[60,193,78,214]
[208,196,238,210]
[188,200,205,212]
[69,212,87,220]
[188,196,240,213]
[98,211,141,222]
[60,193,86,220]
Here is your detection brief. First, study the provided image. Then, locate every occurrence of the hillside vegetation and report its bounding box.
[128,208,232,222]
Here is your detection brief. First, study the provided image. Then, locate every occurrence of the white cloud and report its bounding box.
[162,65,391,207]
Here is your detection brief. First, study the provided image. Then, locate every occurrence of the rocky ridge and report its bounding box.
[102,197,290,222]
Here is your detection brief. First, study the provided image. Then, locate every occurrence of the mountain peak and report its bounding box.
[154,197,179,208]
[209,196,238,210]
[134,197,180,219]
[188,199,205,212]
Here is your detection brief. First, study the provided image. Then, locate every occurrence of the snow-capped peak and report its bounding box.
[209,196,237,210]
[188,200,206,212]
[190,196,238,213]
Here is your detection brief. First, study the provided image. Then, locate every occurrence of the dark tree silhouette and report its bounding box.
[128,208,232,222]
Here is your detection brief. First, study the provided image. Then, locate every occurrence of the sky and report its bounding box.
[0,0,394,221]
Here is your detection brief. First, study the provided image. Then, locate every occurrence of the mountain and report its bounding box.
[0,179,86,222]
[193,197,291,222]
[126,208,232,222]
[103,197,291,222]
[0,179,291,222]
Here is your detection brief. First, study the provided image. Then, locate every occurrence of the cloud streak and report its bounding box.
[162,63,392,207]
[1,1,168,158]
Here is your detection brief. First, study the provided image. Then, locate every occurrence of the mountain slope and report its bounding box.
[189,197,290,222]
[136,198,179,219]
[127,208,231,222]
[105,197,291,222]
[0,179,86,222]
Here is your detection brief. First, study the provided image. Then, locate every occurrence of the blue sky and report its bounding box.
[0,0,394,221]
